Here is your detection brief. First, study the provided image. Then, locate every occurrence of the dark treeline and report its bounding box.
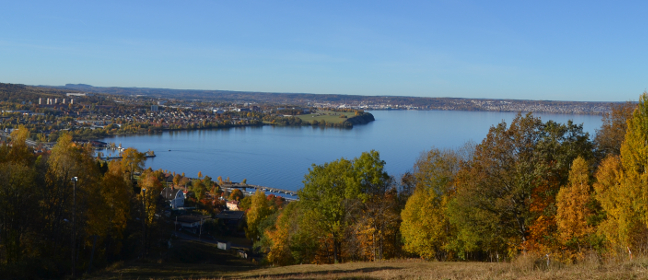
[0,129,176,278]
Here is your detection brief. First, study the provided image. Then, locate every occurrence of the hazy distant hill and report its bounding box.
[0,83,78,104]
[45,84,616,115]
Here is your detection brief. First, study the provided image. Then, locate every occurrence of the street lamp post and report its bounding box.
[141,188,146,257]
[71,176,78,278]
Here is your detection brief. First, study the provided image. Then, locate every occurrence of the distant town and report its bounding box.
[0,82,617,149]
[56,83,614,115]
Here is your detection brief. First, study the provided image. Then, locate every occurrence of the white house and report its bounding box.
[161,187,184,209]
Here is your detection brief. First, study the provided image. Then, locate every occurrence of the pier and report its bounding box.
[101,154,156,160]
[224,183,298,197]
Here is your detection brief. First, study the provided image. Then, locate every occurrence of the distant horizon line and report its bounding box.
[20,82,637,104]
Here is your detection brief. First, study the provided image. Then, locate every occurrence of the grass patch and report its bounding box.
[89,256,648,280]
[295,111,350,124]
[90,240,256,280]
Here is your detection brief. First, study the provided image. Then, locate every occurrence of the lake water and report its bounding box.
[101,110,603,192]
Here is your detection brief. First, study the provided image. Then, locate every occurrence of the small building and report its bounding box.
[226,200,239,211]
[161,187,184,209]
[175,215,210,229]
[217,241,231,250]
[215,211,245,229]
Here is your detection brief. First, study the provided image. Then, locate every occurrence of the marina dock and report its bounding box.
[224,183,298,197]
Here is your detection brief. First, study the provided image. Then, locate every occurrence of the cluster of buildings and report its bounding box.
[39,97,74,105]
[309,99,611,115]
[159,184,247,242]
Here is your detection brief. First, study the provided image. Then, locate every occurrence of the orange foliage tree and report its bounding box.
[556,156,595,260]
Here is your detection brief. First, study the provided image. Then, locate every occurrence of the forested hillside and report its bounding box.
[243,96,641,265]
[2,90,647,279]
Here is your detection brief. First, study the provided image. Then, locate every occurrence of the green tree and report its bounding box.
[191,178,207,201]
[299,150,392,263]
[299,156,354,263]
[239,196,252,211]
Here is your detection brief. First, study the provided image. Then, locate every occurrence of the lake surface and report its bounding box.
[101,110,603,192]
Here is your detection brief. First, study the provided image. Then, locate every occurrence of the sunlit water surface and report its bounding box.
[100,110,602,191]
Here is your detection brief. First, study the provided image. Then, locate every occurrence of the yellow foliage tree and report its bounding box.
[139,170,164,230]
[400,148,459,260]
[246,190,272,241]
[556,156,593,259]
[8,126,33,166]
[593,155,644,250]
[120,147,145,175]
[593,92,648,254]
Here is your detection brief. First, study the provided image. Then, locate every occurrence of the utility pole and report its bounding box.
[141,188,146,258]
[71,177,78,278]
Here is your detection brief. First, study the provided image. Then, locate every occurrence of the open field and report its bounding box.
[90,244,648,280]
[295,111,350,124]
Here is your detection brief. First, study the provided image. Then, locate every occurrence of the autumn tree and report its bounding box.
[7,126,34,165]
[265,202,301,265]
[120,147,145,176]
[597,92,648,253]
[191,178,207,201]
[401,148,461,260]
[173,174,181,186]
[345,151,399,261]
[593,155,646,252]
[93,160,132,258]
[450,113,593,258]
[139,170,164,255]
[556,156,595,259]
[299,150,393,263]
[238,195,252,211]
[246,190,273,242]
[229,189,245,201]
[0,157,38,264]
[594,101,636,158]
[45,133,102,273]
[299,156,354,263]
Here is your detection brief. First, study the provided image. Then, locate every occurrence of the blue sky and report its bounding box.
[1,1,646,101]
